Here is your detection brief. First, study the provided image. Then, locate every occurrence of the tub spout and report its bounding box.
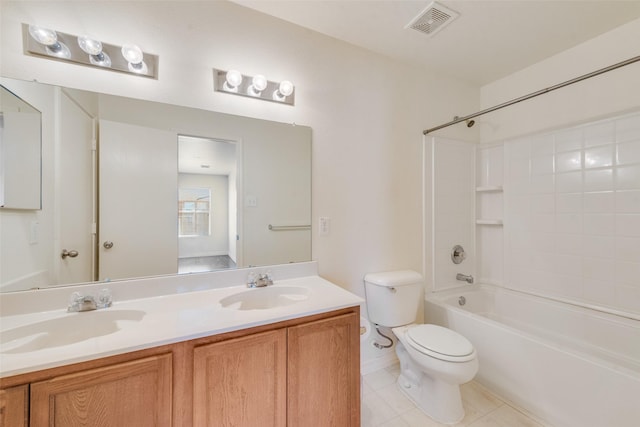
[456,273,474,284]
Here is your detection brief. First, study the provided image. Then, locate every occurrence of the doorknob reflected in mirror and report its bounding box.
[61,249,79,259]
[103,241,114,249]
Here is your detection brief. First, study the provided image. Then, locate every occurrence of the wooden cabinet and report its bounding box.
[288,313,360,426]
[192,311,360,427]
[30,354,172,427]
[0,385,28,427]
[193,329,287,427]
[0,307,359,427]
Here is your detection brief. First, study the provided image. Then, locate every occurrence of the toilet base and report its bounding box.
[395,339,466,425]
[397,372,464,425]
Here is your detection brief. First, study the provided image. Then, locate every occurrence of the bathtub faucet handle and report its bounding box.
[456,273,474,284]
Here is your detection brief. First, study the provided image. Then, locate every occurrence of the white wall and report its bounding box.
[242,121,311,267]
[0,1,478,301]
[480,17,640,143]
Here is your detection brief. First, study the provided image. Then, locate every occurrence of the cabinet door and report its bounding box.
[193,328,287,427]
[30,354,172,427]
[0,385,28,427]
[287,312,360,426]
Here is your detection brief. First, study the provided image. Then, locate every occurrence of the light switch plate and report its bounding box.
[319,217,330,236]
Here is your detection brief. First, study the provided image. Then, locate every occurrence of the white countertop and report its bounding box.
[0,274,363,378]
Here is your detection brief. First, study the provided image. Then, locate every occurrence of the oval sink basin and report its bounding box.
[219,286,310,310]
[0,309,146,354]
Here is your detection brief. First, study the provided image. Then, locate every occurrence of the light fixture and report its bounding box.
[77,35,111,67]
[23,23,158,78]
[213,69,295,105]
[28,25,71,59]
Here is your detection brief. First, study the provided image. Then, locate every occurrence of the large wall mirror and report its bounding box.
[0,77,311,293]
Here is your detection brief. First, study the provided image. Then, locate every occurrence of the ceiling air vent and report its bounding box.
[405,1,459,37]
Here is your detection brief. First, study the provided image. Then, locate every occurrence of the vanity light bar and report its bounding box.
[23,24,158,79]
[213,69,295,106]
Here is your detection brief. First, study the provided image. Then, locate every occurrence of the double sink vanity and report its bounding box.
[0,262,363,426]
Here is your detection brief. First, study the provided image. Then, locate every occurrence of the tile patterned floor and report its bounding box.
[362,363,550,427]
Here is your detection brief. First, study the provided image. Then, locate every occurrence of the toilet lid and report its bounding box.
[406,324,475,362]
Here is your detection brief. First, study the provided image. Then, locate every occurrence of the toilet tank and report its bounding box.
[364,270,423,327]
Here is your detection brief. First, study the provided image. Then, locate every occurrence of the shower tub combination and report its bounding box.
[424,284,640,427]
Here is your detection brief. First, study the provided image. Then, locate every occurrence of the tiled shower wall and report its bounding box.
[500,111,640,315]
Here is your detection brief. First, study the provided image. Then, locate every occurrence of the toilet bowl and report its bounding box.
[363,270,478,424]
[393,324,478,424]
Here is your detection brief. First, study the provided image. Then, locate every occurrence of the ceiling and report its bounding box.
[179,136,237,175]
[232,0,640,85]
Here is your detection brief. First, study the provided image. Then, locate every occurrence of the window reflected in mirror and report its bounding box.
[178,188,211,237]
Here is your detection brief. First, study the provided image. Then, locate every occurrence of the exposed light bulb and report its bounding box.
[121,44,143,63]
[28,25,71,59]
[278,80,294,97]
[121,44,147,74]
[28,25,57,45]
[273,80,294,101]
[224,70,243,92]
[248,74,268,96]
[78,35,102,55]
[78,35,111,67]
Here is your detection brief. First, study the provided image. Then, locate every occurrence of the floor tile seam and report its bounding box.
[365,391,406,426]
[465,404,507,427]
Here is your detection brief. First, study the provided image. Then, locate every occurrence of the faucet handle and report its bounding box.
[97,288,113,308]
[247,272,258,287]
[260,271,273,285]
[259,271,272,280]
[68,291,83,309]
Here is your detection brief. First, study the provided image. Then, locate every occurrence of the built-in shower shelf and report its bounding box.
[476,219,503,225]
[475,185,503,193]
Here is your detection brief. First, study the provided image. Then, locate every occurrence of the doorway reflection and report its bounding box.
[178,135,239,273]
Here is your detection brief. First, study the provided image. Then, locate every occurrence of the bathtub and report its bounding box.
[424,284,640,427]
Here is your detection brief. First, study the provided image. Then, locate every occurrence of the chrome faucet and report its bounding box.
[246,272,273,288]
[456,273,474,284]
[68,289,113,312]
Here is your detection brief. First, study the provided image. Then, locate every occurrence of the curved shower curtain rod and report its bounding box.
[423,54,640,135]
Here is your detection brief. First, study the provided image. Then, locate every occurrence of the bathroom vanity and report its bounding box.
[0,263,362,426]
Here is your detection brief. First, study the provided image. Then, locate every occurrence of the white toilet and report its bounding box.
[364,270,478,424]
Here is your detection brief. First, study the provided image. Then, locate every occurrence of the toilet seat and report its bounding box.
[405,324,475,362]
